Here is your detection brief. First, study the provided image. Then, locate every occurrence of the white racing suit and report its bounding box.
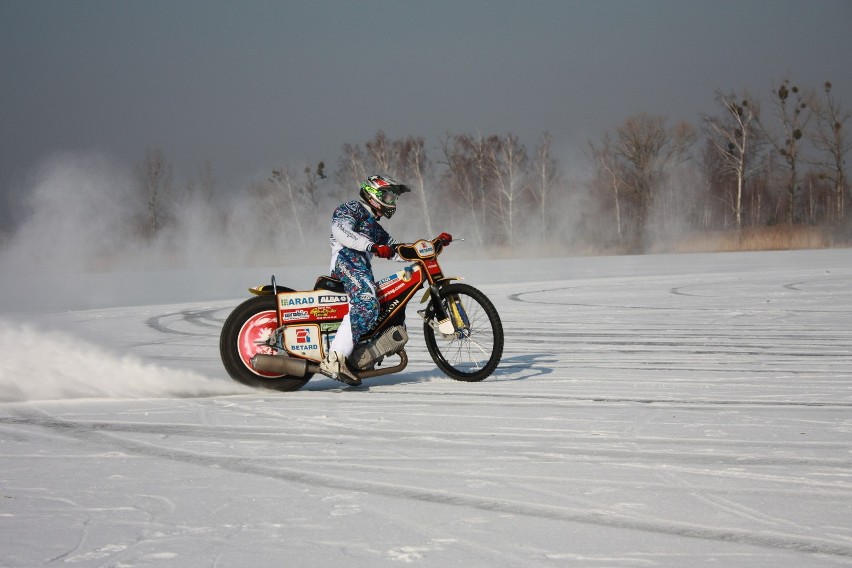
[328,200,400,357]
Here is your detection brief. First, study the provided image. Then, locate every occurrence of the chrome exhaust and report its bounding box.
[250,354,313,377]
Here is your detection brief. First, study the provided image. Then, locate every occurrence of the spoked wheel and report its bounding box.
[219,295,311,392]
[423,283,503,381]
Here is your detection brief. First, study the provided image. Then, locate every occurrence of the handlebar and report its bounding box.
[394,238,447,262]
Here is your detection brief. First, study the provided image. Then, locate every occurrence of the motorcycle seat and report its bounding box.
[314,276,345,294]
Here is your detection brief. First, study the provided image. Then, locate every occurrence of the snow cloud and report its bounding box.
[0,318,250,402]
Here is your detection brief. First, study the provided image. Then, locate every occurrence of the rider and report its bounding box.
[320,174,451,386]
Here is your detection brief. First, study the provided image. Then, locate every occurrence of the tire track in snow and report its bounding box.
[5,415,850,472]
[655,468,802,530]
[370,389,852,408]
[508,272,852,316]
[145,308,225,337]
[11,409,852,560]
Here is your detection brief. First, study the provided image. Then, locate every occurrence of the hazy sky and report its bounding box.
[2,0,850,228]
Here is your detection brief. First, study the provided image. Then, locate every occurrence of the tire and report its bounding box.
[219,295,311,392]
[423,283,503,382]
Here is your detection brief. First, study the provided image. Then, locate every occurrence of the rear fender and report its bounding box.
[249,284,296,296]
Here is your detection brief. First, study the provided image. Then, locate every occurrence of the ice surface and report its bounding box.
[1,249,851,567]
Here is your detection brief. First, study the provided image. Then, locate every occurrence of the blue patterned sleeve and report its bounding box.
[331,202,373,252]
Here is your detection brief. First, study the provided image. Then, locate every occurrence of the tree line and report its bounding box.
[135,77,849,257]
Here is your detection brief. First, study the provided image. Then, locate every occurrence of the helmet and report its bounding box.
[359,174,410,219]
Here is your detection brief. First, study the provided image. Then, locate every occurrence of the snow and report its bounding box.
[1,249,851,567]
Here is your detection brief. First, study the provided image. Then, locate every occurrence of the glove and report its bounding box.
[436,232,453,246]
[370,243,394,259]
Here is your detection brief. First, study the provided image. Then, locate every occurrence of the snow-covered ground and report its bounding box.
[1,249,851,567]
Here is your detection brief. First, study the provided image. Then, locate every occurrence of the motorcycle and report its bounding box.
[219,237,504,391]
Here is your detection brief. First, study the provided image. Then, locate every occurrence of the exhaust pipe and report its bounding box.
[250,354,312,377]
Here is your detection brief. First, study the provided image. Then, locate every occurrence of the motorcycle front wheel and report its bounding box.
[219,295,311,392]
[423,283,504,382]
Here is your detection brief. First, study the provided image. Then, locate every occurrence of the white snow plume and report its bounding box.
[0,152,143,311]
[0,150,231,273]
[0,151,330,312]
[0,151,138,272]
[0,318,251,402]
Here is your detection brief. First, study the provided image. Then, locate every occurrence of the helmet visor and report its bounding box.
[378,190,398,206]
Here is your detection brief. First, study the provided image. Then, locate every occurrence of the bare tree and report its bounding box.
[470,134,502,241]
[440,134,490,246]
[335,143,367,192]
[529,132,560,240]
[135,148,174,240]
[269,166,306,244]
[588,133,629,243]
[197,159,215,204]
[609,113,695,250]
[697,139,726,229]
[183,159,215,206]
[365,130,394,173]
[759,79,815,224]
[811,81,850,222]
[489,133,528,246]
[618,114,666,248]
[442,133,501,244]
[301,162,324,212]
[703,91,762,230]
[395,136,435,236]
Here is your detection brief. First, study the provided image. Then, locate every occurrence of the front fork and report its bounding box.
[421,284,470,339]
[446,294,471,335]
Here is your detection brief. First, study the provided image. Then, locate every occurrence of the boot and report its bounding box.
[319,351,361,386]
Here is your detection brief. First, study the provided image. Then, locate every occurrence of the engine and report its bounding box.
[350,325,408,370]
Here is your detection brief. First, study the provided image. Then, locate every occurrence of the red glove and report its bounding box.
[370,243,394,259]
[436,232,453,246]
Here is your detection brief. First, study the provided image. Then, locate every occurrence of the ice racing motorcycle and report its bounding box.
[219,238,504,391]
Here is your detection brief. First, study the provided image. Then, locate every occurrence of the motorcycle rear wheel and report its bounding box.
[423,283,503,382]
[219,295,311,392]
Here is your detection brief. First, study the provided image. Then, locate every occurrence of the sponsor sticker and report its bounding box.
[378,298,401,320]
[425,258,441,274]
[282,309,310,321]
[280,294,315,307]
[286,325,320,352]
[415,240,435,257]
[377,273,398,287]
[309,306,336,319]
[379,280,407,301]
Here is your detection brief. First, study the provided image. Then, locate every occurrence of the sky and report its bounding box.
[2,0,851,230]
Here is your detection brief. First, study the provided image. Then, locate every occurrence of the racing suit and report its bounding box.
[328,200,399,356]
